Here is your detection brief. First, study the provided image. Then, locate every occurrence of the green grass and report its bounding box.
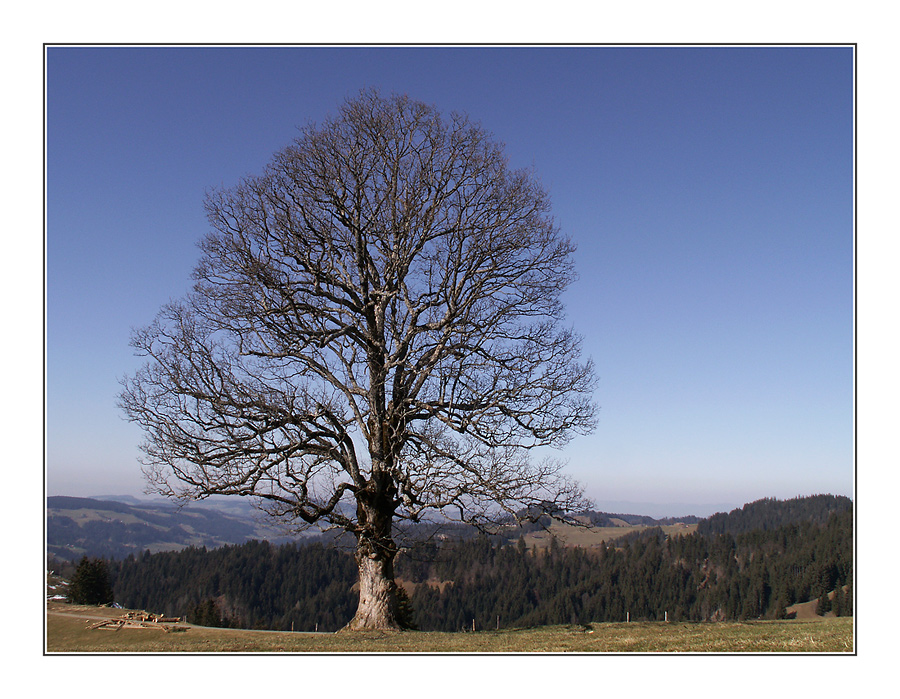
[46,603,853,653]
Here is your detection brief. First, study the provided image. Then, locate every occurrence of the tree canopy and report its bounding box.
[120,90,596,628]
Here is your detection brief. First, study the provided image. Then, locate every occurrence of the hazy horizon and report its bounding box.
[47,489,853,522]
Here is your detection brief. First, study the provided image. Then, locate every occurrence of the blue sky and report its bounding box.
[45,46,854,517]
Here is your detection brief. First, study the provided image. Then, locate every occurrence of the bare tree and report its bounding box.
[120,90,597,630]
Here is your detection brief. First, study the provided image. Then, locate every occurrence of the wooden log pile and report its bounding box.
[88,610,188,633]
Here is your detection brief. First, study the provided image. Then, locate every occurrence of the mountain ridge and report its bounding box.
[46,493,851,562]
[46,495,300,561]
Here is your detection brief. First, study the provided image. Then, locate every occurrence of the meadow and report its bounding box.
[46,602,853,653]
[519,520,698,549]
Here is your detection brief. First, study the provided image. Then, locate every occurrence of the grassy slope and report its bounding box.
[46,602,853,653]
[519,521,698,549]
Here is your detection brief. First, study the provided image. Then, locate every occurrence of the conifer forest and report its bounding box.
[76,495,853,632]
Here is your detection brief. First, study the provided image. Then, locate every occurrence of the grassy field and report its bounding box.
[46,602,853,653]
[519,520,698,549]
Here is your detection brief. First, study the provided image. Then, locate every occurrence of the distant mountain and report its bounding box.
[590,500,738,520]
[89,494,148,506]
[46,495,304,561]
[91,493,263,518]
[584,511,701,527]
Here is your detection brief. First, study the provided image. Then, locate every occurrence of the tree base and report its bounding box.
[337,619,406,633]
[343,552,406,631]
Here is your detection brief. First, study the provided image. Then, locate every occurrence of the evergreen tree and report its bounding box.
[395,586,418,630]
[189,598,226,627]
[772,595,788,620]
[832,586,844,617]
[815,588,832,616]
[67,556,114,606]
[842,582,853,616]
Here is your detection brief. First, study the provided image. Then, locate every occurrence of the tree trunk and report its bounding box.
[342,470,405,631]
[343,536,403,631]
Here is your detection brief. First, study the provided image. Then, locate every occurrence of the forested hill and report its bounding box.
[75,494,854,632]
[697,495,852,536]
[100,506,852,631]
[48,493,849,561]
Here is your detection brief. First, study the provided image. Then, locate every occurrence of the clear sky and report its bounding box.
[45,45,854,517]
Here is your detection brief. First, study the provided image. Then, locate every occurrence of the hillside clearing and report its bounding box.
[46,602,852,653]
[518,521,698,549]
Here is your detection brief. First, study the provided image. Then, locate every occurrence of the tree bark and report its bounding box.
[342,471,405,631]
[344,542,403,630]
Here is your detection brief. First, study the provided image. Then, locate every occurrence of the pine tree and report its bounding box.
[832,586,844,617]
[815,587,832,616]
[395,585,418,630]
[67,556,114,606]
[843,581,853,616]
[772,595,788,620]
